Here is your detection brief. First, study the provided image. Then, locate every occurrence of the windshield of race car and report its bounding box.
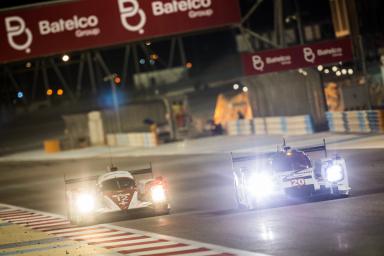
[101,178,136,191]
[270,151,312,172]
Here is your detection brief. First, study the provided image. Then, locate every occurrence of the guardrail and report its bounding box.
[227,120,253,136]
[226,115,314,136]
[326,110,384,133]
[107,132,158,147]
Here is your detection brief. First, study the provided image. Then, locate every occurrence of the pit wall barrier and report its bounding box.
[227,120,253,135]
[326,110,384,133]
[107,132,158,148]
[226,115,314,136]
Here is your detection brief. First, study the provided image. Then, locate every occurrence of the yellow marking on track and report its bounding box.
[0,241,113,256]
[18,244,112,256]
[0,240,73,254]
[0,223,115,256]
[0,224,50,245]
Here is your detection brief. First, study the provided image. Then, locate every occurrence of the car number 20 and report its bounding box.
[291,179,305,186]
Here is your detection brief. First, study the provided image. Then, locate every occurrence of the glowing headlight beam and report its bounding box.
[326,165,344,182]
[151,185,167,203]
[248,173,275,199]
[75,193,95,214]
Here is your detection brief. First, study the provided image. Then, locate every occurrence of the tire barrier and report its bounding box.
[367,110,384,133]
[326,110,384,133]
[226,115,314,135]
[227,120,253,135]
[326,112,347,132]
[344,111,370,133]
[265,115,314,135]
[252,118,267,135]
[107,132,158,147]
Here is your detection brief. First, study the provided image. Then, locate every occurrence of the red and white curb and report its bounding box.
[0,204,269,256]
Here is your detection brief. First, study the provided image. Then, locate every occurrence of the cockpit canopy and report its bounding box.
[270,150,312,172]
[100,177,136,191]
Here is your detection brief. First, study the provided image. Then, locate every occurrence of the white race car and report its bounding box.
[64,165,170,225]
[232,140,350,209]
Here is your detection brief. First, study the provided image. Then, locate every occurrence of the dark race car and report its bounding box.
[232,140,350,209]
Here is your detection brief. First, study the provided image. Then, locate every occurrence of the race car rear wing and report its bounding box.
[230,152,272,163]
[129,166,154,177]
[230,139,328,166]
[64,175,99,185]
[64,163,154,185]
[298,139,328,157]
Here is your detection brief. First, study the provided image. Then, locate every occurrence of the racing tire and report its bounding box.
[337,191,349,199]
[68,210,92,226]
[68,212,84,226]
[154,203,171,215]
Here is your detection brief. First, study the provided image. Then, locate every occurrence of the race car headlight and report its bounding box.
[151,185,167,203]
[326,164,344,182]
[248,173,275,198]
[74,193,95,214]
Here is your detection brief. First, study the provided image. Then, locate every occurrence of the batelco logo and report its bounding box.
[117,0,214,34]
[5,16,33,53]
[252,55,265,71]
[118,0,146,34]
[303,47,316,63]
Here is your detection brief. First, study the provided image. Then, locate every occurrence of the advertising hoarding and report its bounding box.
[242,38,354,76]
[0,0,241,63]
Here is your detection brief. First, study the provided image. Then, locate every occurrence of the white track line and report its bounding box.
[28,221,71,229]
[98,237,159,248]
[84,234,145,243]
[52,227,113,236]
[68,230,126,240]
[179,251,223,256]
[13,216,59,224]
[126,245,201,256]
[110,241,179,251]
[1,213,38,220]
[3,215,46,222]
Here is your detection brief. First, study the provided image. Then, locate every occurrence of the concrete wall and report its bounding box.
[185,68,327,132]
[102,100,167,134]
[243,68,327,129]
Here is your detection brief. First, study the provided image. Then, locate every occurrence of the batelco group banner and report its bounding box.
[0,0,241,63]
[242,38,354,76]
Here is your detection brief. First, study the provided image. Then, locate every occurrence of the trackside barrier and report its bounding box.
[326,112,347,132]
[264,115,314,135]
[107,132,158,147]
[227,120,253,135]
[344,111,370,133]
[367,110,384,132]
[252,118,267,135]
[326,110,384,133]
[226,115,314,135]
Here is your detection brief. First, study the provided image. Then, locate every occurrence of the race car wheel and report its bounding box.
[153,203,171,215]
[336,190,349,198]
[68,212,84,226]
[68,208,91,226]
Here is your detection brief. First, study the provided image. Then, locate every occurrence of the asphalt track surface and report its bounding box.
[0,148,383,256]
